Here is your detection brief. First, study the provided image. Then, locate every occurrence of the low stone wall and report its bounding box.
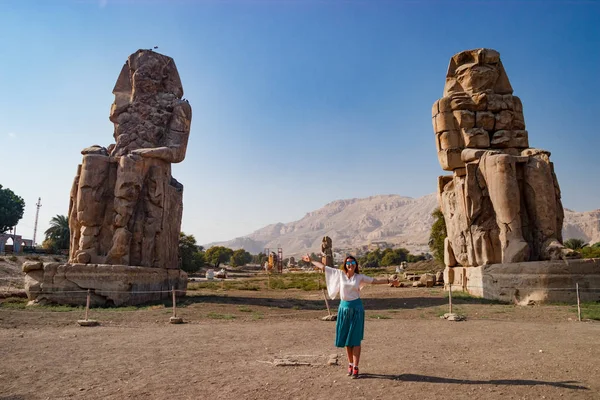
[444,258,600,305]
[23,262,187,306]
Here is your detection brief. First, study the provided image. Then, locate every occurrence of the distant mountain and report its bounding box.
[205,194,600,258]
[563,208,600,245]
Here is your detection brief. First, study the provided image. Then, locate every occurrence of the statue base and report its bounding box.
[23,262,187,306]
[444,258,600,305]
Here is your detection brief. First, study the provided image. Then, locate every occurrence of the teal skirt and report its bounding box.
[335,298,365,347]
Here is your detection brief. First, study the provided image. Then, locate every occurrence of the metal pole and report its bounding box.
[33,198,42,247]
[576,283,581,322]
[172,286,177,318]
[448,283,453,314]
[322,288,332,316]
[85,289,91,321]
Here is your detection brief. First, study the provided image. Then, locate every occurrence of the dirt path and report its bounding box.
[1,286,599,399]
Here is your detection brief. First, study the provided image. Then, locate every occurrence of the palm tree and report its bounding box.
[44,215,70,250]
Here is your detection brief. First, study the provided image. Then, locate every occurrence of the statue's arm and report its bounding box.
[131,100,192,163]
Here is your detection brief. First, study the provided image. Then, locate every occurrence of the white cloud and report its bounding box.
[8,132,16,138]
[99,0,108,8]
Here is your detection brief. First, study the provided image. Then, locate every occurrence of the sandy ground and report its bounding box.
[1,283,599,400]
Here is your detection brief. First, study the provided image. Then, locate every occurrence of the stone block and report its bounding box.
[444,237,457,267]
[461,148,487,163]
[438,97,452,112]
[22,261,43,273]
[24,263,188,306]
[432,100,439,118]
[453,167,466,177]
[486,94,505,112]
[473,93,488,111]
[491,130,528,148]
[475,111,495,131]
[456,259,600,305]
[453,110,475,129]
[512,110,526,130]
[434,112,457,133]
[513,96,523,113]
[438,130,463,150]
[438,149,464,171]
[495,110,514,130]
[502,94,515,110]
[512,130,529,148]
[462,128,490,148]
[420,273,436,287]
[450,94,477,111]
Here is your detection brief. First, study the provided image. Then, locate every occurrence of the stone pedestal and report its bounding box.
[24,262,187,306]
[444,258,600,305]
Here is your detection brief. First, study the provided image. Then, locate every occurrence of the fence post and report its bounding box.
[576,283,581,322]
[85,289,91,321]
[77,289,98,326]
[448,283,453,314]
[172,286,177,318]
[170,286,183,324]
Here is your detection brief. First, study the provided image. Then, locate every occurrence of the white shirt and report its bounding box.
[324,266,374,301]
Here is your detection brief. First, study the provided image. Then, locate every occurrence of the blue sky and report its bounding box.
[1,0,599,246]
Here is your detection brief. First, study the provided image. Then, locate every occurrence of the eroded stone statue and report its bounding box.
[432,48,576,267]
[321,236,333,267]
[67,49,191,269]
[23,50,190,306]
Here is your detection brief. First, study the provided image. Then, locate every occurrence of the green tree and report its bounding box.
[380,248,408,266]
[231,249,252,267]
[252,252,267,265]
[429,208,447,264]
[359,249,381,268]
[44,215,69,251]
[563,238,588,250]
[179,232,204,273]
[205,246,233,268]
[407,253,427,262]
[0,185,25,233]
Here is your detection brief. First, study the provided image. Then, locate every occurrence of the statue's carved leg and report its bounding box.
[74,155,110,264]
[107,155,144,265]
[480,153,529,263]
[68,165,81,263]
[140,166,164,266]
[523,154,578,260]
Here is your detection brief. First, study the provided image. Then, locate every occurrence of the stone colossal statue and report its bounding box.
[69,49,192,268]
[321,236,333,267]
[432,48,575,267]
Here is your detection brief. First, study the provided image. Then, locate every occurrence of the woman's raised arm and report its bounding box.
[302,254,325,271]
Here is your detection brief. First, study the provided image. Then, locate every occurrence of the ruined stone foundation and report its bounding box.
[444,258,600,305]
[23,261,187,306]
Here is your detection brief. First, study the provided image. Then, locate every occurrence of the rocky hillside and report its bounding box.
[207,194,600,258]
[563,209,600,244]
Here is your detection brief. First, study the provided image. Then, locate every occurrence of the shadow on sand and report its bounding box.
[359,373,589,390]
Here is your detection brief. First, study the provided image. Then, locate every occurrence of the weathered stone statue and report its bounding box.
[321,236,333,267]
[69,49,191,268]
[23,50,190,306]
[432,48,575,268]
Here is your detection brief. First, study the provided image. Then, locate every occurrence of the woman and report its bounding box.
[302,254,397,379]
